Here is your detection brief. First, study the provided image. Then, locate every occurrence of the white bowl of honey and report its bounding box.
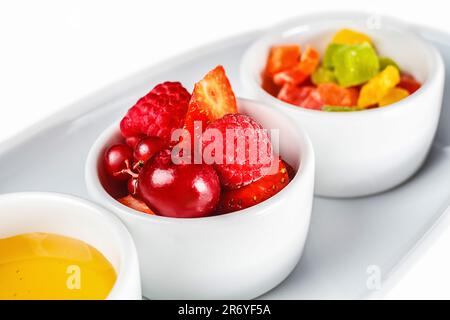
[0,192,141,300]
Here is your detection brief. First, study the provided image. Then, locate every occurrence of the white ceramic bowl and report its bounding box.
[85,98,315,299]
[0,192,141,300]
[240,13,445,198]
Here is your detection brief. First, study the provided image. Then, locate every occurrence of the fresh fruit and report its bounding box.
[332,28,372,45]
[277,84,323,110]
[202,114,274,189]
[273,46,319,86]
[398,74,421,94]
[265,45,301,76]
[284,161,296,180]
[138,149,221,218]
[133,136,165,163]
[358,65,401,108]
[125,135,145,149]
[120,82,190,143]
[317,83,358,107]
[104,144,134,180]
[127,177,139,196]
[311,66,337,85]
[104,66,298,218]
[118,195,154,215]
[216,159,290,214]
[183,66,238,146]
[333,43,380,87]
[379,87,410,107]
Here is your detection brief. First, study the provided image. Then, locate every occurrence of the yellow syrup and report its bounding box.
[0,232,117,300]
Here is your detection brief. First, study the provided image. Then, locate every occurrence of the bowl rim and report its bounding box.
[0,191,139,300]
[85,97,315,225]
[240,11,445,118]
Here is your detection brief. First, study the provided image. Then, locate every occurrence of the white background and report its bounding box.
[1,0,449,299]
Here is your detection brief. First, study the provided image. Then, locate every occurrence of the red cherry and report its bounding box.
[138,149,221,218]
[127,177,139,197]
[104,144,134,180]
[125,135,145,149]
[134,136,165,163]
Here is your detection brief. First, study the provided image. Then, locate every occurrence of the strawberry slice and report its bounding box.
[284,160,296,180]
[118,195,155,215]
[183,66,238,145]
[216,159,291,214]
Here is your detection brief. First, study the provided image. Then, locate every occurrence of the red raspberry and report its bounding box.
[120,82,190,143]
[202,114,274,189]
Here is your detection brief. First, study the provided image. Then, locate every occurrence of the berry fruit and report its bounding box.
[133,136,165,163]
[127,177,139,197]
[202,113,274,189]
[216,159,290,214]
[104,144,134,180]
[125,135,145,149]
[138,150,221,218]
[118,195,154,215]
[183,66,237,145]
[120,82,190,143]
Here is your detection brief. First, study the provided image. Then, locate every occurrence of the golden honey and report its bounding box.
[0,232,116,300]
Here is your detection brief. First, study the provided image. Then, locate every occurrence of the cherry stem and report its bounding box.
[132,160,144,171]
[113,159,139,178]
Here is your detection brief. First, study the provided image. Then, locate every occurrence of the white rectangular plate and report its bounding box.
[1,19,449,299]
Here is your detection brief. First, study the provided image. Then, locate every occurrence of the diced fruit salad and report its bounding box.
[103,66,295,218]
[262,29,422,111]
